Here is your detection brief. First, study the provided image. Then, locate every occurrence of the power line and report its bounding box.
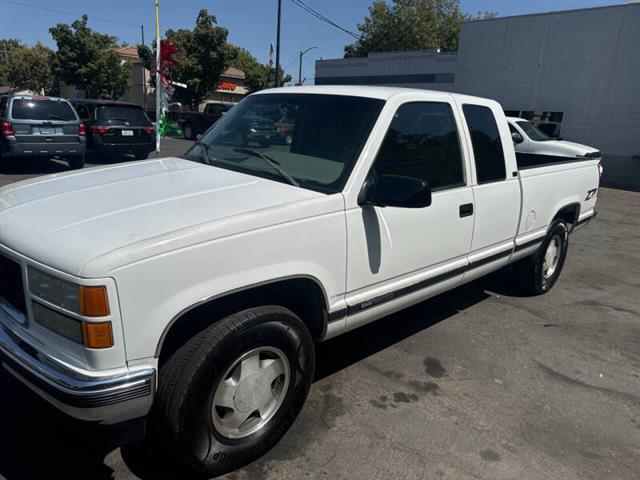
[289,0,361,40]
[4,0,140,28]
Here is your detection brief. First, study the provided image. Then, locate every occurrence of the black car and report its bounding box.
[172,102,232,140]
[0,95,86,169]
[70,99,155,160]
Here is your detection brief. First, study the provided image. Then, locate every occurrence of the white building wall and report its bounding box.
[455,3,640,156]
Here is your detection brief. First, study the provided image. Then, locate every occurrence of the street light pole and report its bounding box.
[275,0,282,87]
[298,47,317,86]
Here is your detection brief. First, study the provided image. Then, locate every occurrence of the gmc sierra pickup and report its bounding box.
[0,86,599,476]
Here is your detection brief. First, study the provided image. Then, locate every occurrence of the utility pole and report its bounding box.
[298,47,317,85]
[141,25,147,111]
[275,0,282,87]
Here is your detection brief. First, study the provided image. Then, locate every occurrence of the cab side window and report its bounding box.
[462,104,506,184]
[373,102,464,190]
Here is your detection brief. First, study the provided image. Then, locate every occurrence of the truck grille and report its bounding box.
[0,253,26,315]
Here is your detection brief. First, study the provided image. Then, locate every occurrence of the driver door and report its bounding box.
[345,100,474,325]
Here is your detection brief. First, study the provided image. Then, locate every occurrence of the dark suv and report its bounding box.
[71,100,155,160]
[0,95,86,169]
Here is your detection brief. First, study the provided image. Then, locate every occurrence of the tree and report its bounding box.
[50,15,131,98]
[5,43,56,94]
[344,0,497,57]
[162,9,231,109]
[0,39,24,86]
[227,47,291,92]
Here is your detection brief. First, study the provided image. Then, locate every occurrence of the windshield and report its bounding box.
[516,120,552,141]
[183,93,384,193]
[96,105,151,126]
[11,99,76,121]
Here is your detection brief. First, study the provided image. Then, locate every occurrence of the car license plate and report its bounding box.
[40,127,54,135]
[264,135,271,139]
[121,130,134,136]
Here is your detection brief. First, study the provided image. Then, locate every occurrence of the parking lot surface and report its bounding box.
[0,149,639,479]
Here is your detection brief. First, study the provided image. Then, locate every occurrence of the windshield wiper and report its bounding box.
[48,114,64,120]
[192,140,214,164]
[233,148,299,187]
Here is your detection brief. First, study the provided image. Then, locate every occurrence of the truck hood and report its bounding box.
[521,139,600,158]
[0,157,323,276]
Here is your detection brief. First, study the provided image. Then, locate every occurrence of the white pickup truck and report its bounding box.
[0,86,600,476]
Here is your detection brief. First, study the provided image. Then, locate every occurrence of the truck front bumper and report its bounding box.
[0,321,155,425]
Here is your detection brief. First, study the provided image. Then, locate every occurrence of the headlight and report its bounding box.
[27,268,113,348]
[28,267,81,313]
[27,267,110,317]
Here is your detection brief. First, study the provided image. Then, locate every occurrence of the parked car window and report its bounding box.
[184,94,384,194]
[463,104,506,184]
[73,104,91,121]
[508,123,519,135]
[96,106,151,126]
[373,102,464,190]
[0,97,7,117]
[11,99,76,121]
[517,121,552,142]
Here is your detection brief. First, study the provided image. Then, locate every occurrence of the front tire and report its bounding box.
[514,219,569,295]
[154,305,314,476]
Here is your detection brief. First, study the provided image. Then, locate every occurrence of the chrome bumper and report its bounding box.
[0,322,155,425]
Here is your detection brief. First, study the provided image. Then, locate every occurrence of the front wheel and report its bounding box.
[153,305,314,476]
[514,219,569,295]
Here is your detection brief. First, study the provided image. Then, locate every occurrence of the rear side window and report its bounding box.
[73,103,91,121]
[463,104,506,184]
[96,106,151,126]
[374,102,464,190]
[11,99,77,121]
[0,97,7,117]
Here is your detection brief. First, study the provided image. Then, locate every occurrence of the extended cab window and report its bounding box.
[463,104,506,184]
[373,102,464,190]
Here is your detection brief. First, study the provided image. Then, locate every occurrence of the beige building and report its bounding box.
[57,47,248,112]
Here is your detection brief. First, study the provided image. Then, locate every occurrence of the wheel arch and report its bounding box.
[155,275,330,365]
[552,201,581,232]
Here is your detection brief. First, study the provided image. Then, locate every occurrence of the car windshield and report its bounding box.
[96,105,151,126]
[516,120,552,141]
[183,93,384,193]
[11,99,76,121]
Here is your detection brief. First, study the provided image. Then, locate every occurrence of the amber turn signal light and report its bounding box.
[79,286,110,317]
[82,321,114,349]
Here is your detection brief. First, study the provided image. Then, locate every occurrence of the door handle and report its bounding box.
[459,203,474,217]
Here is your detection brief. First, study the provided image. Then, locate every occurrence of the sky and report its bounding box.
[0,0,628,84]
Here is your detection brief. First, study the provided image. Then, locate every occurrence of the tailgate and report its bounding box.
[100,127,153,145]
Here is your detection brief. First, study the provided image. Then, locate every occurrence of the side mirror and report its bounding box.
[360,174,432,208]
[511,131,524,144]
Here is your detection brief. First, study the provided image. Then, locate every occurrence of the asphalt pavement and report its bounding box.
[0,145,639,480]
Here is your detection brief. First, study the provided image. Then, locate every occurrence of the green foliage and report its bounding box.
[164,9,230,108]
[0,39,24,86]
[344,0,497,57]
[5,43,56,93]
[49,15,131,98]
[227,47,291,92]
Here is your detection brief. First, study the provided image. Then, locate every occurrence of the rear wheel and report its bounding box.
[514,219,569,295]
[68,155,85,169]
[134,152,150,160]
[153,305,314,476]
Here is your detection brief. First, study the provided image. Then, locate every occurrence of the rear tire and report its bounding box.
[68,155,85,169]
[514,219,569,295]
[134,152,149,160]
[153,305,314,476]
